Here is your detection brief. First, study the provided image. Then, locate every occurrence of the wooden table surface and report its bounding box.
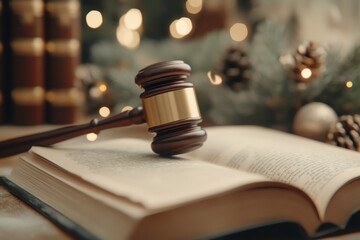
[1,125,360,240]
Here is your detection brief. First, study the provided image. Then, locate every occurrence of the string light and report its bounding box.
[86,10,103,29]
[346,80,353,88]
[116,25,140,49]
[86,133,98,141]
[301,68,312,79]
[207,71,223,85]
[169,20,182,39]
[117,8,143,49]
[98,83,107,92]
[229,23,248,42]
[99,106,111,117]
[169,17,193,39]
[176,17,192,35]
[123,8,142,30]
[186,0,203,14]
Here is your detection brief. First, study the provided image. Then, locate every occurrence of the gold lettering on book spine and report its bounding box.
[12,87,44,105]
[46,39,80,56]
[46,88,84,106]
[10,0,44,25]
[11,38,44,56]
[46,0,80,26]
[142,88,201,128]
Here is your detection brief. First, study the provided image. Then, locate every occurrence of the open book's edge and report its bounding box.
[3,175,358,239]
[0,176,98,240]
[0,176,313,240]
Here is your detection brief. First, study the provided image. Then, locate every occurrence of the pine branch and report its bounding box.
[314,44,360,114]
[250,20,289,98]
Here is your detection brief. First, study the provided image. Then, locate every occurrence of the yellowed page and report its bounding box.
[30,138,268,210]
[189,126,360,218]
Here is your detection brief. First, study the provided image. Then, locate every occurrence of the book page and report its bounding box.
[30,138,268,210]
[189,126,360,218]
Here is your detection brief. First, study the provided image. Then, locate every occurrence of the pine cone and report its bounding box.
[292,41,324,83]
[219,46,251,91]
[327,114,360,151]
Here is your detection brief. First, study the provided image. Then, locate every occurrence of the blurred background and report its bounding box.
[2,0,360,148]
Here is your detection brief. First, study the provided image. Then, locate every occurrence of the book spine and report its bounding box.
[9,0,45,125]
[0,1,3,123]
[1,0,11,124]
[45,0,82,124]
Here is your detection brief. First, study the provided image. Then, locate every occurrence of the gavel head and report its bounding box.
[135,60,207,156]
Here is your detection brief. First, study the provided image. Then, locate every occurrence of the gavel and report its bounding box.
[0,60,207,157]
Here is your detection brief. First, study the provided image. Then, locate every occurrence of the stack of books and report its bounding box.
[0,0,82,125]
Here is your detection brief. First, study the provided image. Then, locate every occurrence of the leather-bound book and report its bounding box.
[0,1,3,123]
[9,0,45,125]
[45,0,82,124]
[1,0,11,124]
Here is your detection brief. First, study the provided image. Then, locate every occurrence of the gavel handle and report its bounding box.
[0,107,146,158]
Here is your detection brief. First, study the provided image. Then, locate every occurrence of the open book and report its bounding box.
[6,126,360,239]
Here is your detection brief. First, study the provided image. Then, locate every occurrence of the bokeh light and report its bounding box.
[86,133,98,141]
[301,68,312,79]
[176,17,193,36]
[98,83,107,93]
[169,20,182,39]
[346,80,353,88]
[229,23,248,42]
[123,8,142,30]
[116,25,140,49]
[186,0,203,14]
[99,106,111,117]
[170,17,193,39]
[86,10,103,29]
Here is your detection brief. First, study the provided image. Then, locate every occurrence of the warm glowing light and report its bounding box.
[98,83,107,92]
[186,0,203,14]
[86,10,103,29]
[99,106,111,117]
[121,106,134,112]
[207,71,223,85]
[346,81,353,88]
[169,20,182,39]
[301,68,312,79]
[188,0,202,7]
[175,17,193,36]
[86,133,98,141]
[169,17,193,39]
[123,8,142,30]
[116,26,140,49]
[229,23,248,42]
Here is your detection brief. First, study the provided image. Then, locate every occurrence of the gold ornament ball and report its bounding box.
[293,102,338,142]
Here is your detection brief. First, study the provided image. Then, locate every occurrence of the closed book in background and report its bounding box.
[0,1,3,123]
[1,0,11,124]
[45,0,82,124]
[10,0,45,125]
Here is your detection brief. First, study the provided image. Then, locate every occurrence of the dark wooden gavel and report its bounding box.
[0,60,207,157]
